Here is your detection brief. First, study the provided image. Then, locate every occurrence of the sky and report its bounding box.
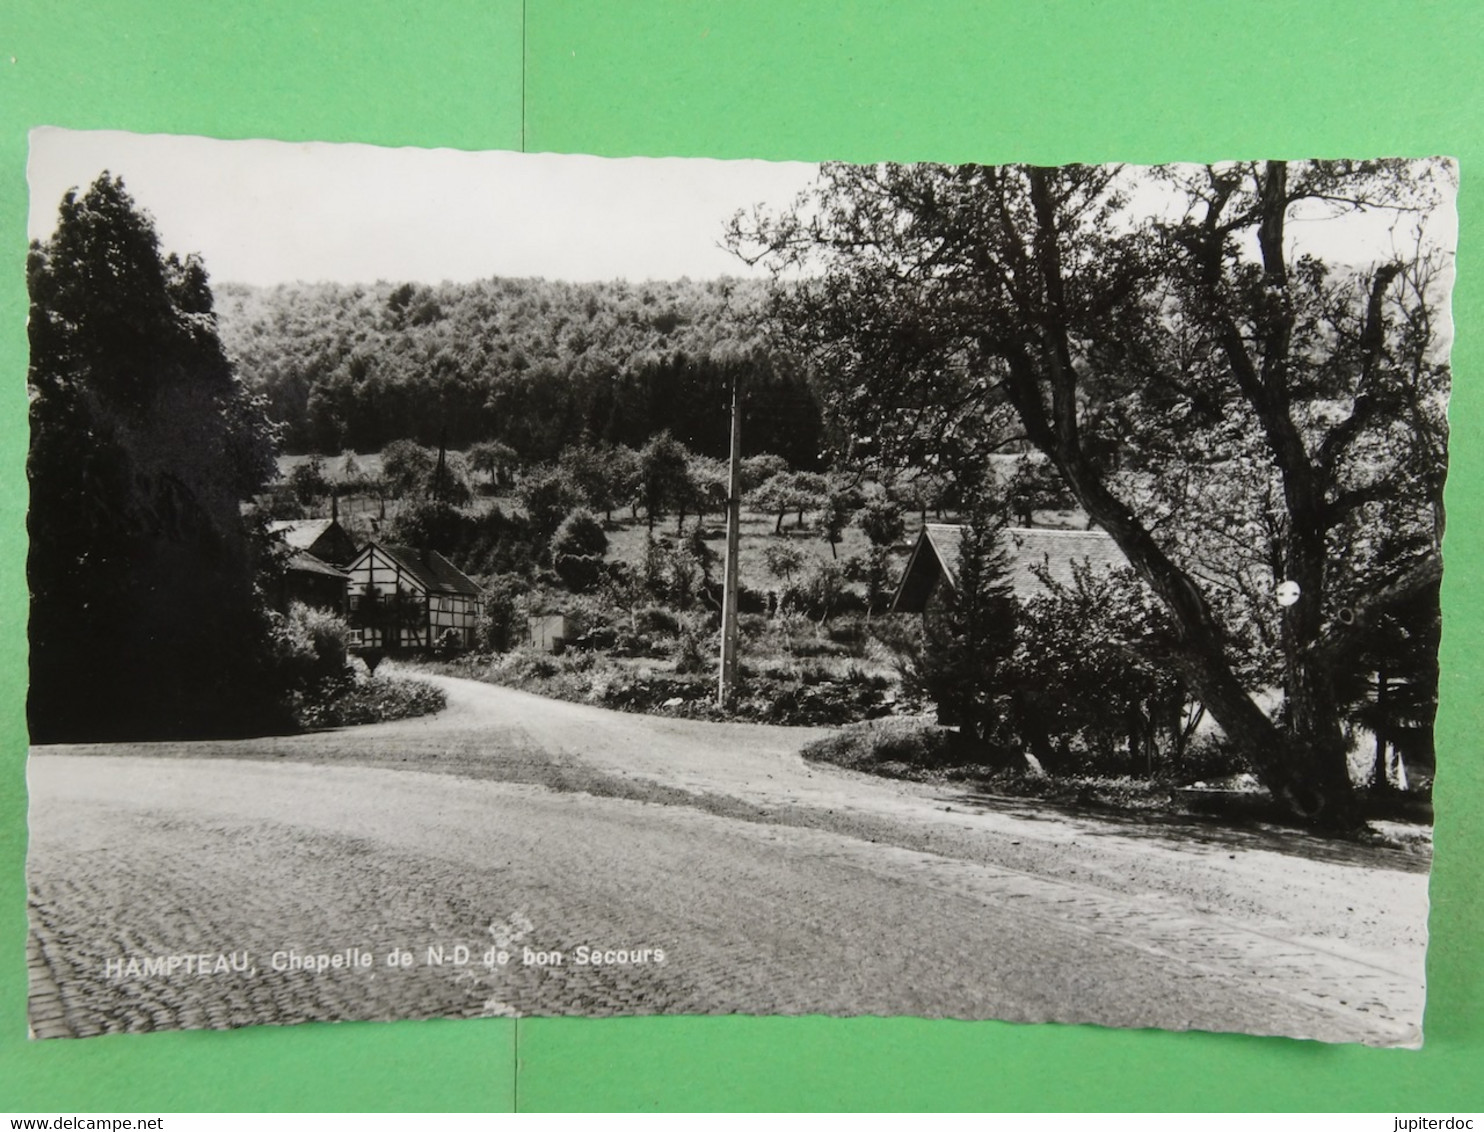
[27,129,822,286]
[27,129,1457,291]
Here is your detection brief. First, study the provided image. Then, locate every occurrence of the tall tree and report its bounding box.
[733,159,1452,828]
[638,431,696,535]
[920,491,1018,747]
[28,174,279,740]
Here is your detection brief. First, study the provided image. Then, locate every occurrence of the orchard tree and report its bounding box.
[608,443,643,521]
[288,453,332,506]
[733,158,1453,828]
[858,498,906,549]
[740,452,790,492]
[518,466,580,545]
[638,431,697,535]
[468,439,520,490]
[688,454,732,525]
[339,449,368,490]
[1006,454,1077,527]
[380,438,436,498]
[28,173,280,740]
[749,471,802,534]
[822,480,864,559]
[763,542,806,584]
[427,442,473,505]
[559,440,621,517]
[751,469,828,533]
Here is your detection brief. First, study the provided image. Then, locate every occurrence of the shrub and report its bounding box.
[476,573,525,652]
[642,531,709,608]
[791,558,847,622]
[764,542,806,583]
[634,605,681,637]
[551,509,608,592]
[802,718,971,773]
[292,674,446,729]
[846,545,896,611]
[465,504,539,577]
[272,601,353,693]
[551,508,608,558]
[673,616,716,675]
[826,612,870,649]
[868,615,927,697]
[840,662,892,691]
[435,627,463,657]
[797,660,833,686]
[1176,733,1247,784]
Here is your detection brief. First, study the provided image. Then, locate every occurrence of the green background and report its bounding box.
[3,0,1482,1112]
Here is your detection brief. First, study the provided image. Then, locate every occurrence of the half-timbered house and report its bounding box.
[345,541,484,650]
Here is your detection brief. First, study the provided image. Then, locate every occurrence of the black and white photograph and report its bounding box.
[24,130,1452,1045]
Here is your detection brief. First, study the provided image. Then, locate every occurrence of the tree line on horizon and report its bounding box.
[215,276,826,468]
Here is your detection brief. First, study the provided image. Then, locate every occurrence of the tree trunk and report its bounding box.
[1373,666,1391,791]
[1058,455,1358,827]
[1011,691,1058,771]
[1003,165,1361,829]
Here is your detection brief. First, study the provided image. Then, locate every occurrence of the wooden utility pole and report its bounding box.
[718,371,742,706]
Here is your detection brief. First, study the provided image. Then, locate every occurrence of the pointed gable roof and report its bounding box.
[891,524,1127,612]
[375,543,484,598]
[284,549,350,580]
[269,518,336,551]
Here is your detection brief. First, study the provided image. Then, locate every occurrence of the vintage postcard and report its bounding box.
[24,129,1451,1044]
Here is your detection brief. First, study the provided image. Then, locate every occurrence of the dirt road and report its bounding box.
[26,672,1429,1044]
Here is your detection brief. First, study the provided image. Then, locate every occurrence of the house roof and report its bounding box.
[374,543,485,597]
[269,518,337,551]
[284,549,350,580]
[892,524,1128,612]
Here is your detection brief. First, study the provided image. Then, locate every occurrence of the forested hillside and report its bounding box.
[216,276,824,465]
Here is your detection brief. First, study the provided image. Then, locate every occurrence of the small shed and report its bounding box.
[527,614,569,653]
[891,524,1127,612]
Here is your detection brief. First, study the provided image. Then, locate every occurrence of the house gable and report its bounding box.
[891,524,1127,613]
[344,541,484,651]
[268,517,359,567]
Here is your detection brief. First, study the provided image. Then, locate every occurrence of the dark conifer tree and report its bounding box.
[921,487,1018,746]
[28,174,279,740]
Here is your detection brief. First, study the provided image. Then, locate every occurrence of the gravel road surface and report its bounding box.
[26,671,1429,1044]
